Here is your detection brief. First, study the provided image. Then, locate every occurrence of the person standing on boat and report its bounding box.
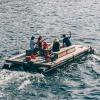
[30,36,37,52]
[52,38,60,52]
[62,32,71,47]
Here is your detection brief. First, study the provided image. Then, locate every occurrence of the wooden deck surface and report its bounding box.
[6,45,89,67]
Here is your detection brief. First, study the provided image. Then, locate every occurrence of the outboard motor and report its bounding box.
[89,46,95,54]
[3,63,12,69]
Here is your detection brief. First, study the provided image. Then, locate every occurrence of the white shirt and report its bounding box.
[30,40,37,50]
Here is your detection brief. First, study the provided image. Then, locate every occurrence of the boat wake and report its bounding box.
[0,69,46,90]
[92,54,100,61]
[87,54,100,75]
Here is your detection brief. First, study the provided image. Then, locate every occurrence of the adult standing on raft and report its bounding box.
[62,32,72,47]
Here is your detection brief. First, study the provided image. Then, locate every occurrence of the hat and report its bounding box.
[31,36,35,40]
[38,36,42,40]
[53,38,59,42]
[62,34,66,37]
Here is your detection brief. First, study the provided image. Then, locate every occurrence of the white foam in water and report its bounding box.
[93,64,100,74]
[32,73,46,84]
[92,55,100,61]
[88,56,100,74]
[0,70,13,85]
[61,78,81,87]
[0,92,6,98]
[18,73,46,90]
[0,70,45,86]
[18,79,31,90]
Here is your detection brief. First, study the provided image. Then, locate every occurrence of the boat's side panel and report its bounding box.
[44,48,89,73]
[8,53,25,60]
[52,45,89,65]
[6,53,25,63]
[3,45,90,73]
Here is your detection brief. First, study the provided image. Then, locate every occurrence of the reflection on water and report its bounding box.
[0,0,100,99]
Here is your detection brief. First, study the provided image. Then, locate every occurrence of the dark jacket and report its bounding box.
[52,42,60,52]
[63,37,71,47]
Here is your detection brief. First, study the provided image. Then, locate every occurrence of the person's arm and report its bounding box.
[63,39,64,47]
[68,31,71,38]
[41,38,46,43]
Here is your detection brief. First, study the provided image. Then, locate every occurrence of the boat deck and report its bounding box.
[5,45,90,68]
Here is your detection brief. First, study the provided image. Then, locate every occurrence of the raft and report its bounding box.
[3,45,92,74]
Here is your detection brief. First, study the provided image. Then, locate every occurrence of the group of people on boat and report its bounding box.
[30,36,48,53]
[27,33,71,62]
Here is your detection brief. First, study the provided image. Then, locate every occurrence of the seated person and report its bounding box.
[44,50,51,62]
[30,36,37,52]
[44,50,57,62]
[37,36,45,49]
[52,38,60,52]
[62,32,71,47]
[42,41,49,50]
[37,36,45,56]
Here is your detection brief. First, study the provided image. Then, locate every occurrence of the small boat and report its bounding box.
[2,45,94,74]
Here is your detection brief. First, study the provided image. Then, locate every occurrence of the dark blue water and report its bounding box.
[0,0,100,99]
